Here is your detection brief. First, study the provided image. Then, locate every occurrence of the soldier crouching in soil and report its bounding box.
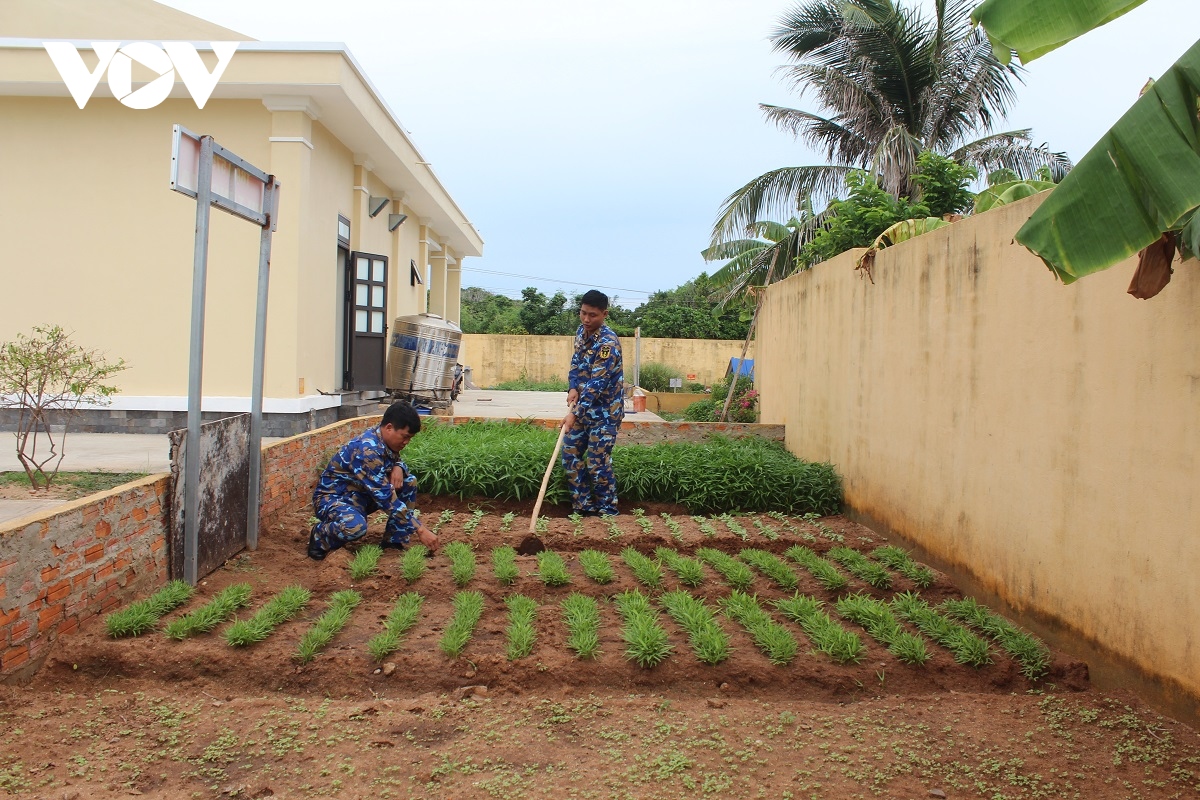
[307,401,439,561]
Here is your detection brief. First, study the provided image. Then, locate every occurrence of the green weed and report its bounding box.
[504,594,538,660]
[719,590,798,665]
[561,593,602,659]
[660,590,731,665]
[613,589,673,668]
[783,545,848,591]
[655,547,706,587]
[891,591,991,667]
[163,583,252,640]
[828,546,892,589]
[739,548,799,590]
[535,550,572,586]
[401,544,430,583]
[774,593,864,664]
[691,515,717,537]
[751,517,780,540]
[717,513,750,540]
[295,590,361,663]
[462,509,486,535]
[440,591,485,657]
[445,541,477,587]
[225,585,310,647]
[500,511,516,532]
[621,547,663,589]
[872,545,936,588]
[659,513,684,540]
[940,596,1051,679]
[836,593,928,665]
[348,544,383,580]
[432,509,456,533]
[105,580,194,638]
[366,592,424,661]
[578,549,614,584]
[696,547,755,590]
[492,545,520,586]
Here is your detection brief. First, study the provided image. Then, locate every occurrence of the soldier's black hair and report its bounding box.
[381,401,422,434]
[580,289,609,311]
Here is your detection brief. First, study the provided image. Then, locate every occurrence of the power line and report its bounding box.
[460,267,653,296]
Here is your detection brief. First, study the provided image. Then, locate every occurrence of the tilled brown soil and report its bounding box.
[2,498,1199,799]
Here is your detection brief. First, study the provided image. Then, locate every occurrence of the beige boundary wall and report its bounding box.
[757,192,1200,716]
[460,334,754,389]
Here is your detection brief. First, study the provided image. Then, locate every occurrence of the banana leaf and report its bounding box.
[871,217,952,249]
[971,0,1150,64]
[973,180,1056,214]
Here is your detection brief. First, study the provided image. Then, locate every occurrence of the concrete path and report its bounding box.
[450,389,663,422]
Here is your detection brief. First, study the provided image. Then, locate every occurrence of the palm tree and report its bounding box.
[701,216,810,309]
[711,0,1070,246]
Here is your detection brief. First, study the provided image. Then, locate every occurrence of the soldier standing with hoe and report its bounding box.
[562,290,624,517]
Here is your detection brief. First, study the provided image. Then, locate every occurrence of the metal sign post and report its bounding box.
[171,124,280,585]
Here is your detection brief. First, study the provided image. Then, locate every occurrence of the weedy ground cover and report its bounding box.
[401,544,430,583]
[462,510,485,535]
[440,591,485,658]
[504,594,538,660]
[224,585,310,647]
[492,545,520,586]
[872,545,935,588]
[613,589,673,668]
[717,513,750,541]
[348,544,383,580]
[444,541,477,587]
[696,547,755,590]
[836,593,928,665]
[719,590,799,665]
[105,580,194,638]
[941,596,1051,679]
[784,545,848,591]
[621,547,664,589]
[535,550,572,586]
[828,546,892,589]
[578,549,614,584]
[163,583,252,640]
[560,593,601,659]
[366,592,423,661]
[659,590,731,665]
[774,593,864,664]
[892,592,991,667]
[296,590,361,663]
[769,511,816,542]
[739,548,799,590]
[655,547,706,587]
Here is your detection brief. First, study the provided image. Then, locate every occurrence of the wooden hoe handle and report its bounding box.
[530,419,570,532]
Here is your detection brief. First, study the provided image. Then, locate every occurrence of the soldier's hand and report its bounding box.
[390,465,406,489]
[416,523,439,551]
[567,389,579,406]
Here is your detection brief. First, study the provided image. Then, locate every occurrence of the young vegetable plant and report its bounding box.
[835,593,928,665]
[163,583,252,640]
[739,548,799,590]
[751,518,780,541]
[561,592,602,659]
[105,580,194,638]
[717,513,750,541]
[774,593,864,664]
[444,541,477,587]
[366,592,424,661]
[535,550,572,587]
[604,516,623,541]
[720,590,799,666]
[431,509,456,534]
[462,510,486,535]
[784,545,848,592]
[940,596,1050,679]
[768,511,815,542]
[536,516,549,533]
[621,547,663,590]
[225,585,310,647]
[578,549,614,584]
[500,512,516,532]
[872,546,935,588]
[440,590,485,658]
[504,594,538,660]
[295,589,361,664]
[891,592,991,668]
[828,547,892,589]
[613,589,674,668]
[348,544,383,580]
[631,508,653,533]
[568,512,585,537]
[691,516,717,537]
[492,545,520,586]
[659,513,683,541]
[401,544,430,583]
[696,547,755,590]
[805,515,845,543]
[660,590,731,665]
[655,547,705,588]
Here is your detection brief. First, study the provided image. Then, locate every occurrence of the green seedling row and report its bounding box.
[739,548,799,590]
[751,518,780,541]
[631,508,653,533]
[499,512,516,532]
[295,589,361,664]
[348,544,383,580]
[659,513,684,540]
[828,546,892,589]
[784,545,848,591]
[809,518,846,543]
[440,590,485,658]
[504,594,538,660]
[940,596,1051,679]
[462,510,486,535]
[492,545,520,586]
[431,509,456,534]
[691,516,718,537]
[561,592,602,659]
[535,516,549,533]
[773,593,864,664]
[655,547,706,587]
[401,544,430,583]
[578,549,614,584]
[105,580,194,638]
[535,550,572,587]
[225,585,311,647]
[660,590,731,665]
[768,512,816,542]
[891,592,991,667]
[163,583,253,640]
[444,541,477,587]
[720,590,798,666]
[366,592,424,661]
[836,593,928,665]
[613,589,674,668]
[717,513,749,540]
[604,516,623,540]
[568,512,585,536]
[696,547,755,590]
[621,547,664,590]
[872,545,936,588]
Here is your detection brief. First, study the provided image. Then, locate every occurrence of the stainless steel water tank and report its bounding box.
[385,313,462,405]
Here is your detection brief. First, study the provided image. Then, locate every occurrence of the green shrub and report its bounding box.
[490,374,569,392]
[636,362,682,392]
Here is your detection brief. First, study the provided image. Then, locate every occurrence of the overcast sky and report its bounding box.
[161,0,1200,307]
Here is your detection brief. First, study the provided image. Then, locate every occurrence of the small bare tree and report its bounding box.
[0,325,127,490]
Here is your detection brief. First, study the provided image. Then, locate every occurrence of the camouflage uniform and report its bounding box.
[562,322,624,515]
[310,426,418,556]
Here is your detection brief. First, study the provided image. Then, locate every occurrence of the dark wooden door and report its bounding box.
[346,251,388,391]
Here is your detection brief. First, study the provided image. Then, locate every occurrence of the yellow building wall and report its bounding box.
[757,193,1200,708]
[459,334,753,389]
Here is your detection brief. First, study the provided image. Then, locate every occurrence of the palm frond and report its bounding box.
[709,165,853,247]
